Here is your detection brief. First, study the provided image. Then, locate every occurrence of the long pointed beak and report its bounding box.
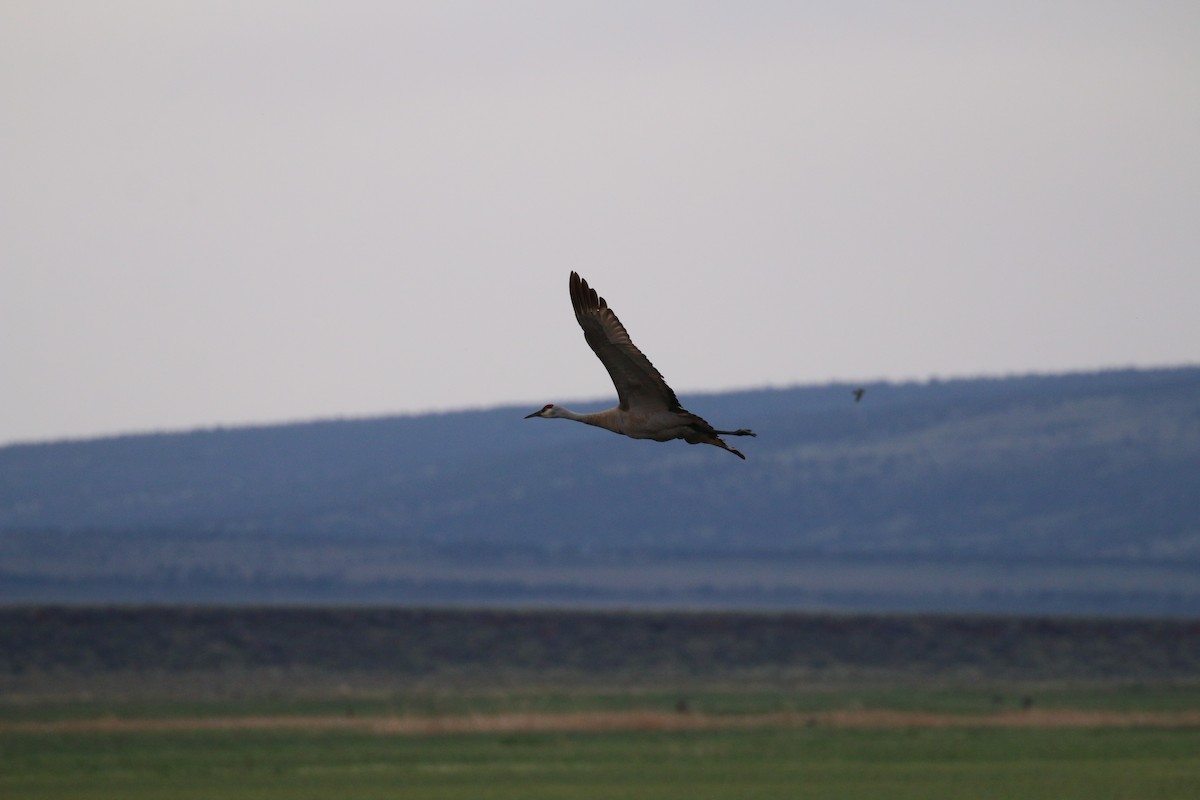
[524,410,540,419]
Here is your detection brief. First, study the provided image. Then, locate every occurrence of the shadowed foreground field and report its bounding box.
[3,726,1199,800]
[3,607,1199,798]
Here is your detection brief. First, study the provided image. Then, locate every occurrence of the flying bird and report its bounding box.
[853,387,865,402]
[525,272,756,459]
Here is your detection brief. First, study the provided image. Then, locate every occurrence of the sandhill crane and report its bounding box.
[525,272,756,459]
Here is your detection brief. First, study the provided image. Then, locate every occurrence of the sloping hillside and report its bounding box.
[2,368,1198,613]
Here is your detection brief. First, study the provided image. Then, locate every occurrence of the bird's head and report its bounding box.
[524,404,557,419]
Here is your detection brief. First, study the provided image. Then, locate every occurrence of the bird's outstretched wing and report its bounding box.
[570,272,682,413]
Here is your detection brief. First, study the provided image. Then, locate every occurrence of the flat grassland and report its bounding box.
[3,607,1199,798]
[4,717,1199,800]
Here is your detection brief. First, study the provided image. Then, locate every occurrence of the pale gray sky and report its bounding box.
[3,1,1198,445]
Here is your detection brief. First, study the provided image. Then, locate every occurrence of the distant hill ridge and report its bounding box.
[2,367,1199,614]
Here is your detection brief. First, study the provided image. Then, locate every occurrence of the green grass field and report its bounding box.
[5,608,1199,797]
[6,681,1200,724]
[3,725,1199,800]
[3,683,1200,800]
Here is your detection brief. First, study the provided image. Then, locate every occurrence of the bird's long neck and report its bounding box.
[554,405,622,434]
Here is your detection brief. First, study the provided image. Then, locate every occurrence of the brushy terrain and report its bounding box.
[4,606,1199,698]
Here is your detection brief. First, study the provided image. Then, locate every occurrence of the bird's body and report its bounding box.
[526,272,755,459]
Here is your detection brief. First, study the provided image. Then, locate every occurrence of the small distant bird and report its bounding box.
[525,272,756,459]
[853,387,865,402]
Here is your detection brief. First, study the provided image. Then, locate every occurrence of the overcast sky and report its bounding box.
[3,2,1198,445]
